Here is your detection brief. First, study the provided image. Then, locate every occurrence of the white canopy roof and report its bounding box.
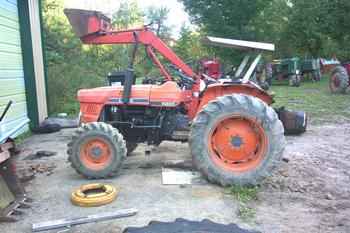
[203,36,275,52]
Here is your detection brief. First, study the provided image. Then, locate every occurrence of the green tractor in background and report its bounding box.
[300,58,322,82]
[267,57,322,87]
[267,57,302,87]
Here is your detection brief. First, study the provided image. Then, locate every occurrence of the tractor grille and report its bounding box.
[84,104,99,114]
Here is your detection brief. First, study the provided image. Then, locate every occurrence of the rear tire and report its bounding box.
[189,94,285,186]
[330,66,349,94]
[67,122,126,178]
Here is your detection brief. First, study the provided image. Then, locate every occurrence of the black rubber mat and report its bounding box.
[124,218,260,233]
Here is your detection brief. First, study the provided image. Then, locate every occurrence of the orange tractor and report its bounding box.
[64,9,306,186]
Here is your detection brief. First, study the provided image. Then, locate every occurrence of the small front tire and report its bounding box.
[67,122,126,179]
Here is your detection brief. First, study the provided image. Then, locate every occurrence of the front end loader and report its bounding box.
[64,9,307,186]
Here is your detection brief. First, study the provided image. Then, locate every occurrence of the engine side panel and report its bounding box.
[149,81,186,107]
[79,81,185,123]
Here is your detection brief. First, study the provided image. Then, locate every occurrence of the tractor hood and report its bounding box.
[77,85,152,104]
[77,81,184,106]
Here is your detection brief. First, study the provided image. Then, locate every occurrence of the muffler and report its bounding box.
[276,107,308,135]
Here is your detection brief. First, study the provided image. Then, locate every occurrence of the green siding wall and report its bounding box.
[0,0,29,138]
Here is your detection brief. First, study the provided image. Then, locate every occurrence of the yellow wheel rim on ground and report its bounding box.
[71,183,118,207]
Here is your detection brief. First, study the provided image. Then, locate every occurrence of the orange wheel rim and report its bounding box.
[208,115,268,173]
[79,138,112,170]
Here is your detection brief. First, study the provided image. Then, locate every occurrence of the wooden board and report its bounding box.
[162,168,205,185]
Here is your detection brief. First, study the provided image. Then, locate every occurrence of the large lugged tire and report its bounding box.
[329,66,349,94]
[189,94,286,186]
[67,122,126,178]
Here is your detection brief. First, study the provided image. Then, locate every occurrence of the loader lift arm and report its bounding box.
[81,28,197,81]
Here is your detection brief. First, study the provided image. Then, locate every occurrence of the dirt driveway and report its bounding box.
[2,122,350,233]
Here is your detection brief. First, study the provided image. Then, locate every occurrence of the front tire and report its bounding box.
[189,94,286,186]
[67,122,126,178]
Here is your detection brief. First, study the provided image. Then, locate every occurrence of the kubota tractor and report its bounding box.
[64,9,307,186]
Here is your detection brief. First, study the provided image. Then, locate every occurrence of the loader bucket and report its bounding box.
[64,8,111,38]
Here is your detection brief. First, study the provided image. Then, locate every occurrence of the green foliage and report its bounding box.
[145,6,171,39]
[181,0,267,40]
[112,0,143,29]
[285,0,350,59]
[227,185,259,221]
[173,25,211,63]
[181,0,350,61]
[229,185,259,203]
[181,0,269,62]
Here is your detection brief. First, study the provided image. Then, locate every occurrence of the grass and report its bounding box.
[227,185,259,222]
[270,75,350,124]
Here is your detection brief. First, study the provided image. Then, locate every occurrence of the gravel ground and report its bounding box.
[1,122,350,233]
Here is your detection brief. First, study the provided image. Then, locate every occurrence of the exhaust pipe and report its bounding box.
[122,68,134,103]
[122,32,138,104]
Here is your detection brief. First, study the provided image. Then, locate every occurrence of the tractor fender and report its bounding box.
[198,83,273,111]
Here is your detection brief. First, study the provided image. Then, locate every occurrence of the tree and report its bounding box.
[174,24,210,62]
[276,0,350,59]
[180,0,271,63]
[181,0,269,40]
[181,0,350,60]
[145,6,171,39]
[112,0,143,29]
[42,0,145,114]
